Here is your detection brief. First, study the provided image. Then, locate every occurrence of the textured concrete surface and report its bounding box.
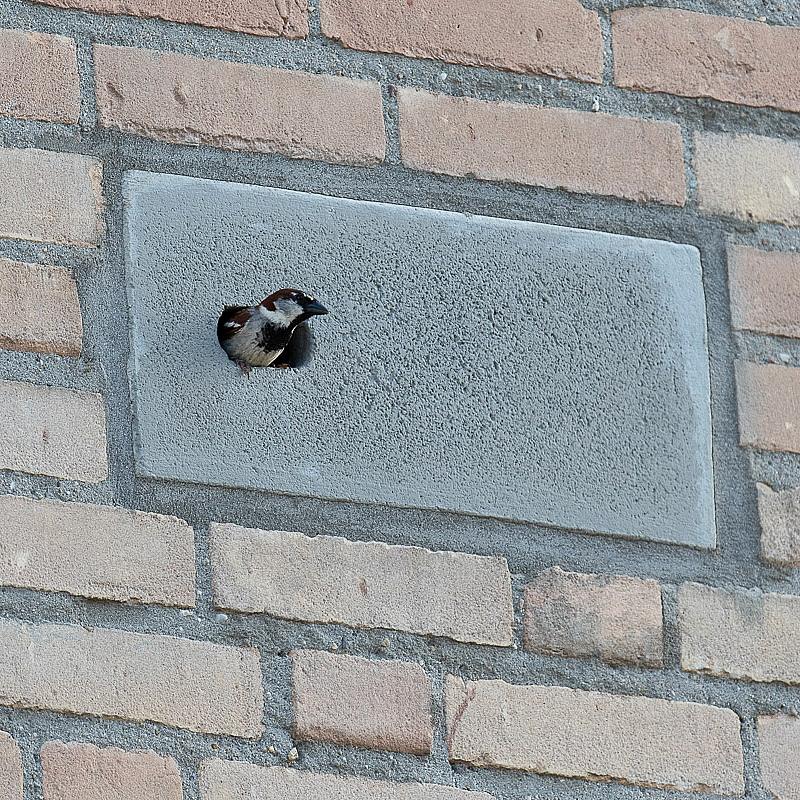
[758,715,800,800]
[125,172,712,546]
[757,483,800,566]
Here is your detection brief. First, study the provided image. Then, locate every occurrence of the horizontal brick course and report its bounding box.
[0,621,263,736]
[758,483,800,567]
[444,676,744,794]
[0,732,23,800]
[321,0,602,83]
[0,495,195,606]
[41,741,183,800]
[94,46,385,166]
[210,523,513,646]
[0,29,80,123]
[291,649,432,754]
[613,8,800,112]
[398,88,686,205]
[735,362,800,454]
[0,259,82,356]
[32,0,308,38]
[0,148,104,245]
[679,582,800,685]
[524,567,663,667]
[200,760,494,799]
[695,132,800,226]
[0,380,108,483]
[758,715,800,800]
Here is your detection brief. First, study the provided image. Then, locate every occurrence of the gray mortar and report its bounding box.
[0,0,799,798]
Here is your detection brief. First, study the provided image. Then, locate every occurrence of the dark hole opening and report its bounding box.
[267,321,315,370]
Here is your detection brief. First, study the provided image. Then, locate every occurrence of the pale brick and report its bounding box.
[398,88,685,205]
[41,741,183,800]
[200,760,494,800]
[0,621,263,737]
[728,246,800,338]
[0,259,82,356]
[0,495,195,606]
[94,46,385,166]
[210,523,513,646]
[0,29,80,122]
[759,715,800,800]
[0,380,108,483]
[33,0,308,38]
[524,567,663,667]
[0,732,23,800]
[0,148,104,245]
[291,649,432,755]
[613,8,800,113]
[735,362,800,454]
[758,483,800,567]
[322,0,602,83]
[679,582,800,685]
[444,676,743,794]
[695,132,800,226]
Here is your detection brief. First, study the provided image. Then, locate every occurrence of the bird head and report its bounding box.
[260,288,328,328]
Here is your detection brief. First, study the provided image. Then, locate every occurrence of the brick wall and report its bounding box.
[0,1,799,799]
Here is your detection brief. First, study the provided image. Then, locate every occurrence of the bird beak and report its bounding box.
[304,300,328,316]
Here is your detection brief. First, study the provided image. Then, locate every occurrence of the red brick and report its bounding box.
[398,88,686,205]
[32,0,308,38]
[291,649,432,755]
[758,715,800,800]
[0,29,79,123]
[613,8,800,113]
[0,732,23,800]
[94,46,385,166]
[42,741,183,800]
[758,483,800,567]
[322,0,602,83]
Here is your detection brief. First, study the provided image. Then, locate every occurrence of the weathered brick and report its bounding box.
[679,582,800,685]
[695,132,800,226]
[0,380,108,483]
[0,148,104,245]
[0,621,263,737]
[398,88,685,205]
[94,46,385,166]
[33,0,308,38]
[524,567,663,667]
[41,741,183,800]
[291,649,432,755]
[735,362,800,454]
[759,715,800,800]
[210,523,513,646]
[728,246,800,338]
[0,495,195,606]
[613,8,800,113]
[321,0,602,83]
[758,483,800,567]
[444,676,743,794]
[0,259,82,356]
[0,732,23,800]
[0,29,80,123]
[200,760,494,800]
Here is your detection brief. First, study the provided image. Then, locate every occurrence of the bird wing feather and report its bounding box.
[216,305,252,344]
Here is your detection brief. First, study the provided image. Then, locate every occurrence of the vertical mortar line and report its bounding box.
[740,714,762,799]
[511,573,527,653]
[75,34,98,131]
[598,6,614,88]
[659,583,682,671]
[382,83,403,167]
[19,737,42,800]
[427,665,456,776]
[192,522,217,620]
[681,121,699,210]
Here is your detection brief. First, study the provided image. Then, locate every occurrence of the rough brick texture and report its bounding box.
[291,649,432,755]
[613,9,800,112]
[0,259,82,356]
[0,380,108,483]
[200,760,494,800]
[0,494,195,606]
[524,567,663,667]
[759,715,800,800]
[0,29,80,123]
[321,0,602,83]
[33,0,308,38]
[210,523,513,646]
[398,88,685,205]
[0,733,23,800]
[41,741,183,800]
[758,483,800,567]
[94,46,385,166]
[679,582,800,685]
[0,621,263,737]
[695,133,800,226]
[444,676,744,794]
[735,362,800,454]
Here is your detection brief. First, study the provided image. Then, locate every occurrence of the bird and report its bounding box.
[217,288,328,375]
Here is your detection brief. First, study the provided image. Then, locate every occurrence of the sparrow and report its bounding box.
[217,288,328,375]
